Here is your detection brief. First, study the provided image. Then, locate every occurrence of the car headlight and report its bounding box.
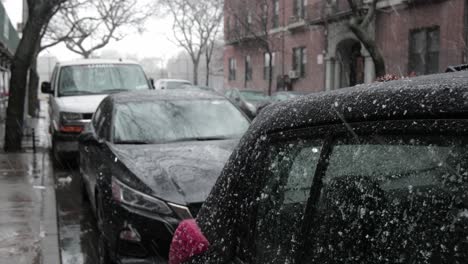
[111,177,173,215]
[60,112,83,121]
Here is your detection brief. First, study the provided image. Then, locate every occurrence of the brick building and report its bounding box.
[224,0,467,93]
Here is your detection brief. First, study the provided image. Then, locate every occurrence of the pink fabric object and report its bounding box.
[169,219,210,264]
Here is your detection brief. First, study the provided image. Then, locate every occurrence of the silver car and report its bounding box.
[40,59,152,164]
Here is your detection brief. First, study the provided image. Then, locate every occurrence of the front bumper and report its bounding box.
[102,200,181,263]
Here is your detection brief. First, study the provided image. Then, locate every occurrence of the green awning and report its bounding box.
[0,2,19,59]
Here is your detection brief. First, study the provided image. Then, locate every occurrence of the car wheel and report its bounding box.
[80,174,88,203]
[98,233,112,264]
[96,193,113,264]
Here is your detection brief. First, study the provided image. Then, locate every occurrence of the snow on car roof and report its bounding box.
[156,79,192,83]
[57,59,140,67]
[254,71,468,135]
[109,89,225,103]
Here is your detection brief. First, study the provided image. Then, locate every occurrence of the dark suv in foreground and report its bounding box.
[169,71,468,264]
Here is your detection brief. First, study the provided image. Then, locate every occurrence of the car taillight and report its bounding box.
[59,125,84,133]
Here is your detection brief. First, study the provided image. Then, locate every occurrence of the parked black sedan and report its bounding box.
[169,71,468,264]
[78,90,250,264]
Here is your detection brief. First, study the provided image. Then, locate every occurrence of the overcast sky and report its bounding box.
[2,0,183,62]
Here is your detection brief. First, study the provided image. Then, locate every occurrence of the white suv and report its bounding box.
[41,59,152,163]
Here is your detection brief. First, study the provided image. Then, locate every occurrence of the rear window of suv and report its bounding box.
[254,134,468,263]
[306,135,468,263]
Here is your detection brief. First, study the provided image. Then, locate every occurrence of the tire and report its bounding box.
[96,193,113,264]
[80,174,89,203]
[98,233,112,264]
[51,136,64,168]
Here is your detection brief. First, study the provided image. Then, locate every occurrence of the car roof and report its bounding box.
[255,71,468,135]
[58,59,140,67]
[156,79,191,83]
[108,89,225,103]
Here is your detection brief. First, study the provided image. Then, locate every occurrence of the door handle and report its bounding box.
[84,146,90,153]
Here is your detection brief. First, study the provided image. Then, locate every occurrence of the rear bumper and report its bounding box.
[53,132,80,153]
[117,256,167,264]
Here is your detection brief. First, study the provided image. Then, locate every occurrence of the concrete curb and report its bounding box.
[40,151,61,264]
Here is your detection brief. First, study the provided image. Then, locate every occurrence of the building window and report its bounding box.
[264,52,276,80]
[409,27,440,75]
[293,47,307,77]
[229,58,237,81]
[294,0,306,18]
[246,12,252,32]
[245,55,252,81]
[226,17,231,36]
[262,4,268,24]
[3,15,9,40]
[272,0,279,28]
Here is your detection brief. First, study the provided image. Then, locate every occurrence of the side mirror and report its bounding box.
[41,82,53,94]
[169,220,210,264]
[149,78,155,89]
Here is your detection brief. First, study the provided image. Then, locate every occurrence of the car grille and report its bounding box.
[188,203,203,217]
[82,113,93,119]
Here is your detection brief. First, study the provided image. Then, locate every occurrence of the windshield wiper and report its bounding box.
[101,89,130,93]
[194,136,232,141]
[114,140,151,145]
[165,136,232,143]
[61,91,97,96]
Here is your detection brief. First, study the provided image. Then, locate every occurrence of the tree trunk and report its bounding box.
[28,55,40,118]
[205,60,210,87]
[348,23,386,78]
[4,18,44,152]
[192,59,199,85]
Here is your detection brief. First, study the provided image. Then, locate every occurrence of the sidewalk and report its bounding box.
[0,98,60,264]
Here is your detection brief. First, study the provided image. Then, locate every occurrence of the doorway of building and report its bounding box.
[336,39,365,88]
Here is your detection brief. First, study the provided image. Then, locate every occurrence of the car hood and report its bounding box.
[109,139,239,205]
[56,94,108,113]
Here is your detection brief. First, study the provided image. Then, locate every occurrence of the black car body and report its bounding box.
[172,71,468,264]
[78,90,250,263]
[270,91,309,102]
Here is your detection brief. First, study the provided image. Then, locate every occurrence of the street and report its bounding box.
[54,162,99,264]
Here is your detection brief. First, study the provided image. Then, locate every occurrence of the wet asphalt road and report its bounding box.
[53,161,100,264]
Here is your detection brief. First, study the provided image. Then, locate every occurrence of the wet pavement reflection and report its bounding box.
[54,161,99,264]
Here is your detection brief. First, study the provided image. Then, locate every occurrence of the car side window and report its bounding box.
[303,135,468,263]
[254,139,323,263]
[97,102,112,140]
[92,105,102,130]
[50,67,58,93]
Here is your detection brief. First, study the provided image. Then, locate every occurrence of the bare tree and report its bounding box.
[27,0,87,118]
[49,0,152,58]
[345,0,386,77]
[227,0,279,95]
[162,0,223,85]
[5,0,68,152]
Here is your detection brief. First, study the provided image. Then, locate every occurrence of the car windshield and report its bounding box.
[166,81,191,89]
[58,64,149,96]
[240,91,270,102]
[113,99,250,144]
[255,134,468,263]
